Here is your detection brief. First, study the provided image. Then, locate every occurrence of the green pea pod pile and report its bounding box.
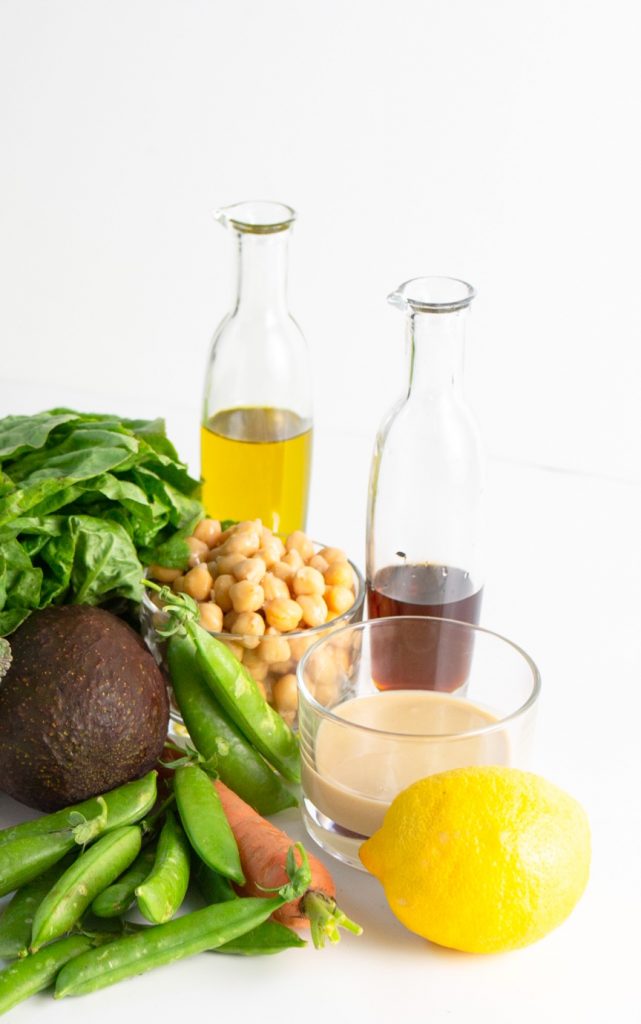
[167,633,296,815]
[148,584,301,812]
[0,772,157,899]
[54,845,312,999]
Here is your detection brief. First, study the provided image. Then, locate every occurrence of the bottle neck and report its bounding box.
[406,308,467,398]
[234,230,290,313]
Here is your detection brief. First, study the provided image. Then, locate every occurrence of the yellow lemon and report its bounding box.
[359,766,590,953]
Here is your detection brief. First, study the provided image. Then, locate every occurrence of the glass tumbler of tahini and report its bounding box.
[297,617,540,869]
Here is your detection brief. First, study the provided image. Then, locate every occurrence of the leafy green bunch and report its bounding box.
[0,409,203,635]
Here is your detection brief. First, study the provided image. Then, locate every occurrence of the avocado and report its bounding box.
[0,605,169,811]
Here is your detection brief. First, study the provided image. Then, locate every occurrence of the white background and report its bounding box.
[1,2,640,1022]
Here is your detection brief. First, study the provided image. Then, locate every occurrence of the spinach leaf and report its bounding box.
[0,409,202,635]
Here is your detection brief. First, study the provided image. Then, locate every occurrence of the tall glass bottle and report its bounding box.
[201,201,312,534]
[366,277,484,693]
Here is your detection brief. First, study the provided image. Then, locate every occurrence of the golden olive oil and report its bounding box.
[201,407,312,534]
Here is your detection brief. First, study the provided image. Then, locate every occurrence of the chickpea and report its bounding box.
[149,564,182,584]
[259,633,291,664]
[199,601,224,632]
[232,556,266,583]
[172,575,187,594]
[297,593,328,628]
[308,554,329,575]
[308,646,339,688]
[265,598,304,632]
[230,580,265,614]
[271,561,295,584]
[270,659,295,674]
[324,561,353,590]
[315,679,338,707]
[285,531,314,562]
[223,610,239,632]
[288,634,316,660]
[236,519,262,534]
[213,573,235,613]
[319,546,347,565]
[221,529,260,557]
[183,563,213,602]
[242,648,270,682]
[206,560,220,580]
[282,549,303,572]
[186,536,210,566]
[325,585,355,616]
[292,566,325,597]
[216,553,246,576]
[232,611,266,639]
[257,539,283,568]
[193,518,222,548]
[255,678,268,700]
[272,673,299,715]
[262,572,290,602]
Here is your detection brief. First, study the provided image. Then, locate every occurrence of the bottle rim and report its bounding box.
[388,276,476,313]
[215,200,296,235]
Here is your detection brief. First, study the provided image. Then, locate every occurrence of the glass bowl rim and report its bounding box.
[140,553,366,643]
[296,615,541,741]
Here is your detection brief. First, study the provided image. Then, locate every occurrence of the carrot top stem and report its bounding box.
[300,891,363,949]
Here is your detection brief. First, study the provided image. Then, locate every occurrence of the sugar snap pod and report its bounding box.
[135,811,190,925]
[30,826,142,951]
[0,935,95,1016]
[174,764,244,884]
[0,853,76,958]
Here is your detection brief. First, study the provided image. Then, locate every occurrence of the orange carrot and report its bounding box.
[214,780,362,948]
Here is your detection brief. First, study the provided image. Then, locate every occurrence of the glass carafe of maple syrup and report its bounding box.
[201,201,312,534]
[366,277,484,693]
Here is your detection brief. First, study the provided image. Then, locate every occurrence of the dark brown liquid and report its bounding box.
[367,564,483,693]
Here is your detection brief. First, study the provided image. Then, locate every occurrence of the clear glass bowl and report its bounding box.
[140,553,365,728]
[297,616,540,868]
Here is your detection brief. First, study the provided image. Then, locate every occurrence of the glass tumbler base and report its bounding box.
[301,798,369,871]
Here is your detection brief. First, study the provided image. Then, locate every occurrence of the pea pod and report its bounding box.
[135,811,190,924]
[55,845,312,998]
[186,622,301,783]
[91,846,157,919]
[0,935,94,1015]
[0,831,77,899]
[193,859,237,904]
[0,771,158,849]
[174,765,244,884]
[30,826,142,951]
[167,633,296,814]
[213,920,306,956]
[193,860,305,956]
[0,853,76,959]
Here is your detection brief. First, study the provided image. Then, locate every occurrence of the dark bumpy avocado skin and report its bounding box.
[0,605,169,811]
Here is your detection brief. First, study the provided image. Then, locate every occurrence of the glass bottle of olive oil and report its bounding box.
[201,202,313,534]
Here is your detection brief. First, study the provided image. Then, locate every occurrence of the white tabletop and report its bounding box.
[1,393,640,1024]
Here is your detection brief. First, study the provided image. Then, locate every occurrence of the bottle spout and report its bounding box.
[387,289,409,312]
[214,201,296,235]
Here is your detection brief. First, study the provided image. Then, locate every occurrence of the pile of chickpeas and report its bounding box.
[149,519,361,724]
